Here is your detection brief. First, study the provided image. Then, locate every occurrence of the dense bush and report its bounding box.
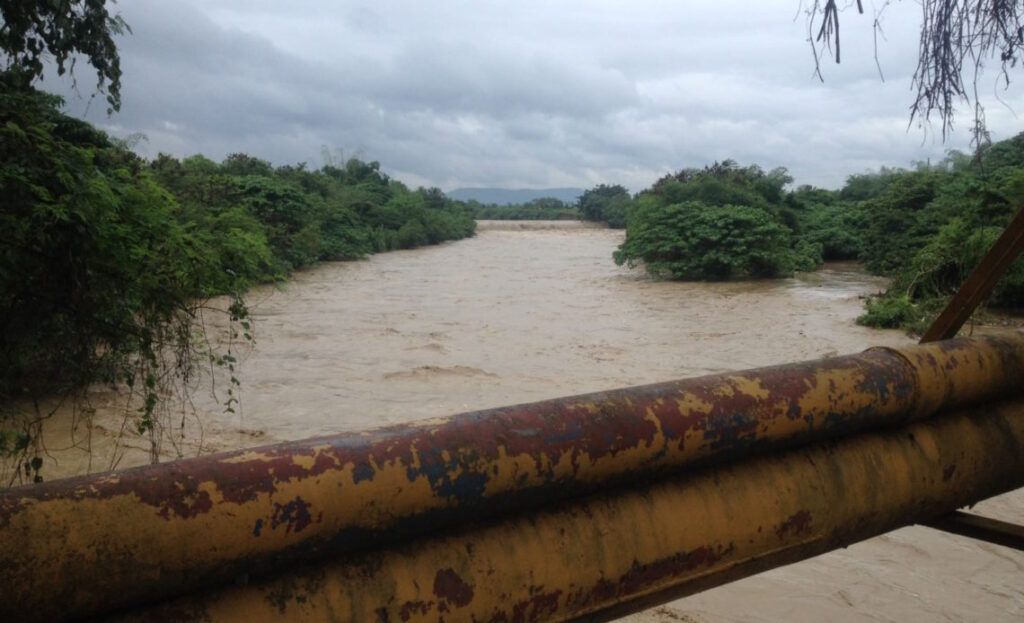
[795,203,865,260]
[0,77,251,470]
[614,161,818,280]
[471,197,579,220]
[859,171,945,274]
[150,154,476,269]
[613,201,801,279]
[785,186,865,261]
[853,140,1024,331]
[577,184,633,228]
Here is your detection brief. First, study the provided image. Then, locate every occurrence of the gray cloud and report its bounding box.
[50,0,1024,191]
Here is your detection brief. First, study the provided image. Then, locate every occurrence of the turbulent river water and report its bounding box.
[27,221,1024,621]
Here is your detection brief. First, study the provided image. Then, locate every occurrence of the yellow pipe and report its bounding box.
[106,399,1024,622]
[2,335,1023,622]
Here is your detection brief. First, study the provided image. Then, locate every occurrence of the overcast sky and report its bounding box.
[47,0,1024,191]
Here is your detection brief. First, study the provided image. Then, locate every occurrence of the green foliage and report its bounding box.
[649,160,793,209]
[0,76,256,479]
[859,172,944,274]
[858,295,929,332]
[577,185,633,228]
[147,152,475,270]
[0,1,128,111]
[471,197,579,220]
[838,167,903,201]
[614,201,802,280]
[850,133,1024,332]
[791,200,865,261]
[615,160,817,281]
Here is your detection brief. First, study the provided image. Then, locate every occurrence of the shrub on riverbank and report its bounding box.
[471,197,580,220]
[613,201,806,279]
[852,140,1024,332]
[150,153,476,273]
[0,78,251,474]
[614,161,820,280]
[577,184,633,228]
[612,147,1024,332]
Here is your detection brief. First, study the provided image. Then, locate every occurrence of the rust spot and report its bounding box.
[775,510,813,540]
[270,497,313,534]
[433,567,474,608]
[510,587,562,623]
[580,543,734,608]
[156,488,212,521]
[399,600,433,621]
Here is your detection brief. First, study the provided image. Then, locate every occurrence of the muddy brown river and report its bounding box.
[22,221,1024,621]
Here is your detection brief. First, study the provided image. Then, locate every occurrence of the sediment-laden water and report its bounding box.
[23,221,1024,621]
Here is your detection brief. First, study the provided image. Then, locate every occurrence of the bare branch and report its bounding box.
[807,1,1024,148]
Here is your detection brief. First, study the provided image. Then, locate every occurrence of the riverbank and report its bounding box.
[20,223,914,481]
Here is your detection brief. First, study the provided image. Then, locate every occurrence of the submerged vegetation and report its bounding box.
[0,75,473,479]
[613,162,817,279]
[606,136,1024,333]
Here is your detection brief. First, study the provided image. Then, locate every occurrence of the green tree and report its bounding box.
[0,81,253,474]
[614,201,800,280]
[0,0,129,111]
[578,184,632,227]
[613,160,817,280]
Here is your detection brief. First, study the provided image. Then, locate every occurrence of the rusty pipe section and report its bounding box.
[2,335,1024,622]
[107,398,1024,622]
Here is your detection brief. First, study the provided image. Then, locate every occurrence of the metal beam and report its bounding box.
[105,400,1024,622]
[5,336,1024,622]
[920,510,1024,551]
[920,205,1024,343]
[918,207,1024,558]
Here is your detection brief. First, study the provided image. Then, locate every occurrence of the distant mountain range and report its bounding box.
[447,187,585,205]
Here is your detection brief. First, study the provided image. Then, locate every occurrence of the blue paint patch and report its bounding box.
[854,373,894,402]
[352,462,375,483]
[702,411,759,451]
[404,447,492,502]
[270,496,313,534]
[253,518,263,537]
[436,470,489,502]
[545,429,584,444]
[406,448,451,485]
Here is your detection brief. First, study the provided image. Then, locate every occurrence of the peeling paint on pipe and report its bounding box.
[106,399,1024,622]
[2,335,1023,622]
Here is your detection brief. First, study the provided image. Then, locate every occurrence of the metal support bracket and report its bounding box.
[920,205,1024,342]
[919,510,1024,552]
[917,206,1024,553]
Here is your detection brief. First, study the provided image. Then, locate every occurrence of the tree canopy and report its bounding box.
[0,0,128,111]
